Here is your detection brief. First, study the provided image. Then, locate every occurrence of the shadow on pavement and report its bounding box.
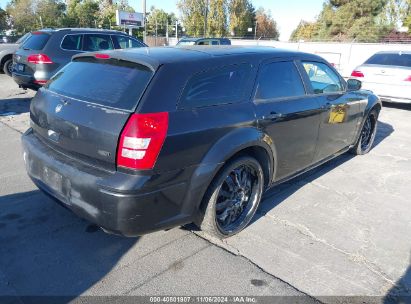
[384,258,411,304]
[0,190,137,299]
[254,120,394,220]
[382,102,411,111]
[0,97,31,116]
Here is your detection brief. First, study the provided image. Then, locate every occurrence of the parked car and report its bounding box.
[176,37,231,46]
[351,51,411,103]
[12,28,147,90]
[0,33,31,76]
[22,46,381,238]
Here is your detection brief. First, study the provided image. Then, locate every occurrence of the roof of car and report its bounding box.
[37,28,125,34]
[179,37,230,42]
[375,51,411,55]
[73,46,324,71]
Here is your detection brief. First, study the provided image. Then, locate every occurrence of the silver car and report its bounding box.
[351,51,411,103]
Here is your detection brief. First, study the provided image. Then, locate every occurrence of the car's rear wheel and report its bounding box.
[3,59,13,76]
[351,109,378,155]
[200,156,264,239]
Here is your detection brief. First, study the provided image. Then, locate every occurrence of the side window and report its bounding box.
[180,64,252,109]
[197,40,210,45]
[211,40,219,45]
[302,62,343,94]
[255,61,306,101]
[113,35,143,49]
[83,34,114,52]
[61,34,82,51]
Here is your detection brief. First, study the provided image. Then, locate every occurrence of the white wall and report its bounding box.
[230,39,411,77]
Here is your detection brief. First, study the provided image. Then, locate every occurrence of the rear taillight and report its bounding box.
[117,112,169,170]
[33,80,48,85]
[27,54,53,64]
[404,76,411,82]
[351,70,364,78]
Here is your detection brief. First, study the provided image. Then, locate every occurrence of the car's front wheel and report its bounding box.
[3,59,13,76]
[351,109,378,155]
[200,156,264,239]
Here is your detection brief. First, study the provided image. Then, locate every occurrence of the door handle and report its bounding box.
[263,111,284,120]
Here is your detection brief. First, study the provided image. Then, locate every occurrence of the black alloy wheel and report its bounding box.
[351,109,378,155]
[200,156,264,238]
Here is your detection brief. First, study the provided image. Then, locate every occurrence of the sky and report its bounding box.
[0,0,326,41]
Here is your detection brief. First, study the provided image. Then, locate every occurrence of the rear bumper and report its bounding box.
[360,82,411,104]
[12,72,42,90]
[22,128,196,236]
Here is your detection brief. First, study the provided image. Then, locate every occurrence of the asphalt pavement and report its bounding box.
[1,73,410,303]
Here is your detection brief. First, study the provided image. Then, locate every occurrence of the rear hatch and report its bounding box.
[354,52,411,84]
[353,52,411,99]
[29,55,155,171]
[13,31,52,78]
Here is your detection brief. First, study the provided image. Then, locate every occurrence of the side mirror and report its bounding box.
[347,79,362,91]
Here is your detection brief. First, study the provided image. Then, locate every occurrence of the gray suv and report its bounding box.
[12,28,147,90]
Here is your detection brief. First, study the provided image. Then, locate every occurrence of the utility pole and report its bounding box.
[142,0,146,43]
[254,21,258,40]
[204,0,209,37]
[176,20,178,41]
[155,18,158,46]
[166,23,169,45]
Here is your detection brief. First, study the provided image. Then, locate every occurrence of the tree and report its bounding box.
[228,0,255,37]
[0,8,8,31]
[177,0,207,36]
[255,7,279,39]
[36,0,66,28]
[294,0,394,42]
[290,20,318,42]
[146,6,169,36]
[382,0,410,27]
[75,0,99,28]
[6,0,37,32]
[208,0,228,37]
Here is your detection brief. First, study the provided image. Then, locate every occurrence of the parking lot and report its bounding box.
[0,73,410,302]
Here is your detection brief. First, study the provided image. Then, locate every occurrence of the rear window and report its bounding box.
[45,59,154,111]
[180,64,252,108]
[22,32,50,50]
[365,53,411,67]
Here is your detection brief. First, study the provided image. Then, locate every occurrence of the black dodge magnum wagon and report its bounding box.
[22,46,381,238]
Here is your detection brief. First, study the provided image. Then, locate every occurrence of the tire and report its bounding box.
[350,109,378,155]
[3,59,13,76]
[200,156,264,239]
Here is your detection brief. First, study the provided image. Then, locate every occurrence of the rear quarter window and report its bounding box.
[61,34,83,51]
[45,58,154,111]
[22,32,50,50]
[365,53,411,67]
[180,64,252,109]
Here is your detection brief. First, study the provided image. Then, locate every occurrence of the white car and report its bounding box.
[351,51,411,103]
